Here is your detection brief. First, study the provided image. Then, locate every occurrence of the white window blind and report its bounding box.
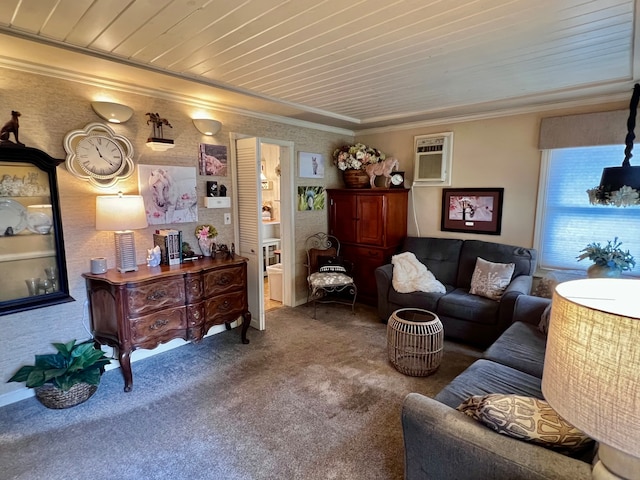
[536,145,640,272]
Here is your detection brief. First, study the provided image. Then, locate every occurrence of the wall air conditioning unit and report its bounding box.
[413,132,453,186]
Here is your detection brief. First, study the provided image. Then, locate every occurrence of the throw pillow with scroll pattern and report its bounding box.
[469,257,515,300]
[457,394,594,454]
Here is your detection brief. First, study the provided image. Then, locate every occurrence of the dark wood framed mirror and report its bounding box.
[0,145,74,315]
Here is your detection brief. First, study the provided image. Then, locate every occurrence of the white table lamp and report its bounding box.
[96,194,148,272]
[542,278,640,479]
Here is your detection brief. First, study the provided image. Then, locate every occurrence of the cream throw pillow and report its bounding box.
[469,257,515,300]
[457,394,594,454]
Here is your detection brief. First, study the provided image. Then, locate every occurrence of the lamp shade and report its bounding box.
[542,279,640,459]
[91,101,134,123]
[193,118,222,136]
[96,195,148,231]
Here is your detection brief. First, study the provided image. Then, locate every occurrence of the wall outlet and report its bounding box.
[224,213,231,224]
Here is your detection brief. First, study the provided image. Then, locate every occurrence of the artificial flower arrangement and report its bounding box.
[195,224,218,239]
[332,143,385,171]
[577,237,635,272]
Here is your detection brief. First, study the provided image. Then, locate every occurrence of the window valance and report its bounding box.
[538,110,626,150]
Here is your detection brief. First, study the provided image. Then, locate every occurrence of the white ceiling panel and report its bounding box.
[0,0,637,130]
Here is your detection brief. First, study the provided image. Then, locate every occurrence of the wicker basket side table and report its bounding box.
[387,308,444,376]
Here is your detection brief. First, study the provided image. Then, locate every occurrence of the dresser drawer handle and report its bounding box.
[217,275,231,286]
[147,290,166,301]
[220,300,231,311]
[149,318,169,330]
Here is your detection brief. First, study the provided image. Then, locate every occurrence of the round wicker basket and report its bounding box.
[387,308,444,376]
[35,382,98,409]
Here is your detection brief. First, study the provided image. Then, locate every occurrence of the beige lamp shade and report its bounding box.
[95,194,148,231]
[91,101,133,123]
[542,278,640,460]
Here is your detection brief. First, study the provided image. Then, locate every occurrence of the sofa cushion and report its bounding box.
[457,394,594,454]
[538,303,552,335]
[436,288,500,325]
[400,237,463,287]
[388,288,448,313]
[484,322,546,378]
[457,240,537,289]
[469,257,515,300]
[434,359,543,409]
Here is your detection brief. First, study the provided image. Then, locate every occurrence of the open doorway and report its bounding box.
[232,135,294,332]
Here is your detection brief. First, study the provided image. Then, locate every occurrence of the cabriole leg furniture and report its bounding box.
[83,257,251,392]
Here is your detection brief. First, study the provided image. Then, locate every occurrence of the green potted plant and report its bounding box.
[577,237,636,278]
[8,339,111,409]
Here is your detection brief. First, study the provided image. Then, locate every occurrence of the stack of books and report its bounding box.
[153,229,182,265]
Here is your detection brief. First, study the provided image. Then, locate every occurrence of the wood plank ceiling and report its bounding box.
[0,0,637,130]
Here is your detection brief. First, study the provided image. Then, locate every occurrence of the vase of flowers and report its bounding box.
[577,237,635,278]
[333,143,385,188]
[195,224,218,257]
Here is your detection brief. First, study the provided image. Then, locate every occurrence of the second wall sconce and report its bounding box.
[91,101,134,124]
[193,118,222,136]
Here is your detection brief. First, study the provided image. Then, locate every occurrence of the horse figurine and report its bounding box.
[146,112,173,139]
[365,157,399,188]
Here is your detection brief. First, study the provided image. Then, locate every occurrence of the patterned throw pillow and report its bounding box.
[457,394,594,454]
[469,257,515,300]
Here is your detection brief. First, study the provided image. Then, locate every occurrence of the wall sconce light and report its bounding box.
[193,118,222,136]
[91,101,134,124]
[96,193,148,272]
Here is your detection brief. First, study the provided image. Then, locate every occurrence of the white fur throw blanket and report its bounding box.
[392,252,446,294]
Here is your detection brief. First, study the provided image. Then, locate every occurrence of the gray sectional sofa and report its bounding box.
[401,295,593,480]
[375,236,537,347]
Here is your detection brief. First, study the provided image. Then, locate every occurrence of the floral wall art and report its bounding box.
[138,165,198,225]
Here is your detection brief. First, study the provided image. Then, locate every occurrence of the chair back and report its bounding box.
[305,233,340,273]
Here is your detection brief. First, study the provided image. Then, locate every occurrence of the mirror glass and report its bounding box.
[0,146,74,315]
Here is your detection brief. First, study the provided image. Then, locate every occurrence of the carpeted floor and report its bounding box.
[0,303,481,480]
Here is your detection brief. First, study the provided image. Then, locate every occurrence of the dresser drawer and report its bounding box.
[204,265,246,296]
[127,277,185,316]
[204,291,247,326]
[130,306,187,345]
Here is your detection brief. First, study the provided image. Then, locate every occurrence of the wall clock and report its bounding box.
[64,122,135,188]
[390,171,405,188]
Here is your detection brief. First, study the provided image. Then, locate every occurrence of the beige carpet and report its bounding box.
[0,303,481,480]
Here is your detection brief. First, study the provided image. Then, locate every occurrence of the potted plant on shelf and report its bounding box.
[7,339,111,409]
[332,143,385,188]
[577,237,636,278]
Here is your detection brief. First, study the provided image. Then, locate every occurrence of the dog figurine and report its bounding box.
[0,111,24,146]
[365,157,399,188]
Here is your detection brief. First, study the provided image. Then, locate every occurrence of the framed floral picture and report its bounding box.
[441,188,504,235]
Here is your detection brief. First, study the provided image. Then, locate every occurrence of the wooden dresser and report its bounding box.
[83,257,251,392]
[327,188,408,305]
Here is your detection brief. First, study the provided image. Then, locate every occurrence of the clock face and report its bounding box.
[76,135,125,178]
[64,123,135,188]
[391,173,404,186]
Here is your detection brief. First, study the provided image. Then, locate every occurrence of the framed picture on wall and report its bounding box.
[298,152,324,178]
[441,188,504,235]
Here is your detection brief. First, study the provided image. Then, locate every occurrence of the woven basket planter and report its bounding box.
[35,382,98,409]
[387,308,444,376]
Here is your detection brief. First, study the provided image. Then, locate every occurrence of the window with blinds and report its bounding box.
[536,145,640,272]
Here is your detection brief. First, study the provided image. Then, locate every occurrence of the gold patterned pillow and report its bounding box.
[469,257,515,300]
[457,394,594,453]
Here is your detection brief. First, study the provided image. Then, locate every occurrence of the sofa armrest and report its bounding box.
[497,275,533,328]
[375,264,394,321]
[402,393,592,480]
[513,294,552,326]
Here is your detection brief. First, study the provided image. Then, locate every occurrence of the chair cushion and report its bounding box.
[457,394,594,454]
[484,322,546,378]
[469,257,515,300]
[308,272,354,291]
